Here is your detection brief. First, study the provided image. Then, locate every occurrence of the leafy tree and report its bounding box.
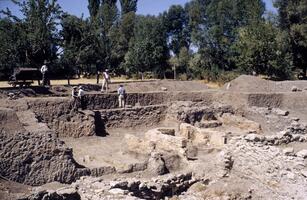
[99,0,119,71]
[109,0,138,74]
[88,0,100,19]
[162,5,190,56]
[177,47,191,75]
[120,0,137,15]
[0,18,28,79]
[233,21,292,79]
[188,53,206,79]
[125,15,169,78]
[186,0,265,72]
[60,14,88,83]
[275,0,307,77]
[1,0,62,73]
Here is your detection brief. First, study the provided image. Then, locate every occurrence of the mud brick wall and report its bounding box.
[98,105,168,129]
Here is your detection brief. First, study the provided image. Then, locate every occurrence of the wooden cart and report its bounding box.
[8,68,41,87]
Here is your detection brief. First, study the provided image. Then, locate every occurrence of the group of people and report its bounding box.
[40,61,126,110]
[71,69,126,111]
[100,69,126,108]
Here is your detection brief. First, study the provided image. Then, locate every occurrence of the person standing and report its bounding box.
[117,84,126,108]
[101,69,110,92]
[71,86,78,111]
[78,86,85,110]
[40,61,48,86]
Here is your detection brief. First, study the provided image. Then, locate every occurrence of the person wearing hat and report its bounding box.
[78,86,86,110]
[117,84,126,108]
[101,69,111,92]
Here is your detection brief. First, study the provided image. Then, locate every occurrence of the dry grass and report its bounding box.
[0,78,215,88]
[0,78,146,88]
[199,80,222,89]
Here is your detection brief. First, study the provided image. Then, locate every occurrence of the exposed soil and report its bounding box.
[1,76,307,200]
[223,75,307,93]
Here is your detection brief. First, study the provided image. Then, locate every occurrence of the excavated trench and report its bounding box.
[1,88,307,199]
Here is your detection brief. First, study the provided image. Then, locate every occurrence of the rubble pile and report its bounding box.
[244,121,307,145]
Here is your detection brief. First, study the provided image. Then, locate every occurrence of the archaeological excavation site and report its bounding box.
[1,75,307,200]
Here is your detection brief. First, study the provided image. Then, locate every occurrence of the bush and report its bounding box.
[178,73,188,81]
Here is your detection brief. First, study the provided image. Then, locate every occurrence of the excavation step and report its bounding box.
[96,104,168,129]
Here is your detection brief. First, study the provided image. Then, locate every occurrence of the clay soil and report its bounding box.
[1,76,307,200]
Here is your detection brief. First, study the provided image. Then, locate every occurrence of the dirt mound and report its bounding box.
[0,107,25,133]
[86,80,208,93]
[0,130,89,186]
[223,75,307,93]
[117,80,208,93]
[223,75,274,92]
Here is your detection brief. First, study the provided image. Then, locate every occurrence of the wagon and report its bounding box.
[8,68,41,87]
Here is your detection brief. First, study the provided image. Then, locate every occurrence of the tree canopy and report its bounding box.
[0,0,306,81]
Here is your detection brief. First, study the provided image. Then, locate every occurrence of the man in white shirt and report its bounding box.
[70,86,78,112]
[78,86,85,110]
[101,69,110,92]
[40,62,48,86]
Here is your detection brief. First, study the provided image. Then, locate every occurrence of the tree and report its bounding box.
[1,0,62,72]
[125,15,169,78]
[109,0,138,74]
[60,14,88,84]
[186,0,265,72]
[0,18,28,79]
[162,5,190,56]
[275,0,307,77]
[233,21,292,79]
[99,0,119,71]
[88,0,100,19]
[120,0,137,15]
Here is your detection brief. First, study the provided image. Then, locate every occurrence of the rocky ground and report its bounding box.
[1,76,307,200]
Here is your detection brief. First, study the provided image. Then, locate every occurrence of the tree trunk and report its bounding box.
[96,72,99,84]
[173,66,176,80]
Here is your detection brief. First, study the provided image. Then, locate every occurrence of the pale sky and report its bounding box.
[0,0,277,18]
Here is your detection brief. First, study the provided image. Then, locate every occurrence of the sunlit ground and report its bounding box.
[0,78,134,88]
[0,78,220,89]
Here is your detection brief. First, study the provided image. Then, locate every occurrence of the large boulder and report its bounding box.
[146,152,168,176]
[144,128,187,153]
[179,123,209,145]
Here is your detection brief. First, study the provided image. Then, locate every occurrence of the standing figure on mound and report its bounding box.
[117,84,126,108]
[40,61,49,86]
[101,69,111,93]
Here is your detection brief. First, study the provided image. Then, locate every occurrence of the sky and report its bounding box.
[0,0,277,18]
